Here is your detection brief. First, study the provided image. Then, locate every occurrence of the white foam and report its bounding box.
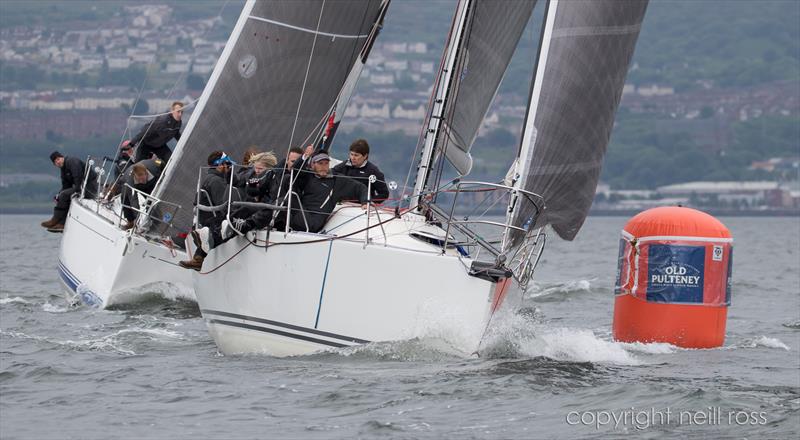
[0,296,30,305]
[42,303,69,313]
[525,327,643,365]
[529,279,593,298]
[481,312,643,365]
[741,336,790,351]
[115,326,185,340]
[618,341,680,354]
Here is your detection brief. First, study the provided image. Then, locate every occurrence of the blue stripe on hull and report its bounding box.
[57,260,102,307]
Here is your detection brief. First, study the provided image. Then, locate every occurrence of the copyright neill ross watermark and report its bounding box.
[565,407,768,430]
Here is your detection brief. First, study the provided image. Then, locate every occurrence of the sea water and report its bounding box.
[1,215,798,439]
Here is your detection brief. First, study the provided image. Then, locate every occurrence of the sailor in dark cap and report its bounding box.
[179,150,237,270]
[266,147,368,234]
[41,151,98,232]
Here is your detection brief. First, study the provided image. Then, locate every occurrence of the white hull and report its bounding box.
[58,199,194,308]
[195,206,512,357]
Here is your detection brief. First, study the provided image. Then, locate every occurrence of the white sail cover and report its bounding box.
[441,0,537,176]
[153,0,384,234]
[509,0,648,243]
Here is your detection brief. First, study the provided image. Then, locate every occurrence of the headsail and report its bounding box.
[441,0,537,176]
[506,0,648,245]
[152,0,387,234]
[412,0,536,203]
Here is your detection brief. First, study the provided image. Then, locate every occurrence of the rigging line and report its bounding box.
[247,14,369,40]
[288,0,326,154]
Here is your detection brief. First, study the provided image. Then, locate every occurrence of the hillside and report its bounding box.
[0,0,798,198]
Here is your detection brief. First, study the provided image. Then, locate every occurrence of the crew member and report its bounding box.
[41,151,98,232]
[125,101,184,162]
[270,147,368,234]
[179,151,236,271]
[331,139,389,203]
[120,158,166,229]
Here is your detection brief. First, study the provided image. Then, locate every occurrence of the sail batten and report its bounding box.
[507,0,649,244]
[247,15,372,39]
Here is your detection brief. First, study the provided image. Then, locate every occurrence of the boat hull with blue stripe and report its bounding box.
[57,198,194,308]
[195,206,511,357]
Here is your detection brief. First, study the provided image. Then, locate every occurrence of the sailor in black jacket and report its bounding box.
[120,158,166,225]
[280,150,368,233]
[180,151,236,271]
[331,139,389,203]
[41,151,98,231]
[127,102,184,162]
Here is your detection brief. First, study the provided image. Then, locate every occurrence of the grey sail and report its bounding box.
[507,0,648,245]
[441,0,537,176]
[152,0,385,235]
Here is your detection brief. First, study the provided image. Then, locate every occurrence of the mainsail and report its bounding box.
[506,0,648,245]
[440,0,537,176]
[152,0,387,234]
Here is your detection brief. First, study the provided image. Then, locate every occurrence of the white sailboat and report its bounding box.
[186,0,648,356]
[57,192,193,308]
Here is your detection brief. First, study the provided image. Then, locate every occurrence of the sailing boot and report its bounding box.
[178,254,204,271]
[41,217,58,228]
[47,223,65,233]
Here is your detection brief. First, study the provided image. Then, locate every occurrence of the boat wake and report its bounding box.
[480,313,644,365]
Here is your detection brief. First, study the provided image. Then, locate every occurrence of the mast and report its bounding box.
[410,0,472,211]
[502,0,556,252]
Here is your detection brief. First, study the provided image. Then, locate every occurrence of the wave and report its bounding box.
[42,302,69,313]
[0,296,31,305]
[106,295,200,319]
[527,279,596,301]
[735,336,790,351]
[782,320,800,330]
[305,337,469,362]
[0,326,187,356]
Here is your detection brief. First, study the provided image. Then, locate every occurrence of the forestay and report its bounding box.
[152,0,385,235]
[440,0,537,176]
[507,0,648,245]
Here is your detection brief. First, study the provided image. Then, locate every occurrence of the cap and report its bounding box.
[212,152,235,166]
[310,152,330,164]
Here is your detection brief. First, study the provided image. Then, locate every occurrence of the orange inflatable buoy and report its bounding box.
[612,207,733,348]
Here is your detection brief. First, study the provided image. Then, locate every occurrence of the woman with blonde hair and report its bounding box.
[240,151,278,204]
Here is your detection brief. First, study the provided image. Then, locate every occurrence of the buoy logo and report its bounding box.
[647,244,705,303]
[651,264,702,286]
[712,245,723,261]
